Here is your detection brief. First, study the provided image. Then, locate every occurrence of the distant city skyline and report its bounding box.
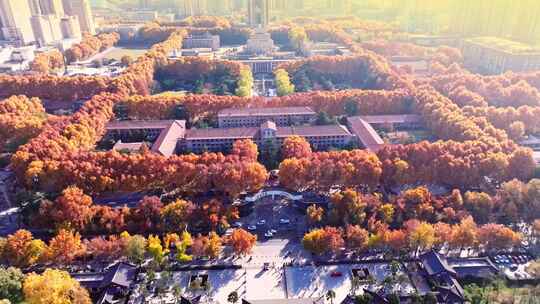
[0,0,94,46]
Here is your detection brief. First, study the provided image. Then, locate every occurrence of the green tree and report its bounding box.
[464,284,488,304]
[259,138,280,169]
[344,98,359,116]
[274,69,295,96]
[235,68,253,97]
[124,235,147,264]
[387,293,401,304]
[355,293,373,304]
[0,267,24,303]
[326,290,336,304]
[228,291,239,304]
[350,276,362,296]
[423,292,438,304]
[316,111,336,125]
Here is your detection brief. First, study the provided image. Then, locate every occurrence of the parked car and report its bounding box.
[232,222,243,228]
[279,218,290,225]
[247,225,257,231]
[257,220,266,226]
[264,231,274,238]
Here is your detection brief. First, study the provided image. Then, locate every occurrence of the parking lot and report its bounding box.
[490,253,535,280]
[233,197,307,241]
[491,253,534,268]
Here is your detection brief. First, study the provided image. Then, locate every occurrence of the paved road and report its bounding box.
[0,171,13,209]
[238,197,307,241]
[237,239,311,269]
[0,170,18,235]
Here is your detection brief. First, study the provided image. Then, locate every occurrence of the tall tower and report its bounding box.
[248,0,269,28]
[62,0,95,34]
[139,0,151,9]
[208,0,232,15]
[40,0,65,16]
[193,0,208,15]
[28,0,43,15]
[0,0,36,44]
[232,0,246,11]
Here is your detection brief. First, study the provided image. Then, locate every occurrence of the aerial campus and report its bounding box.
[1,1,540,304]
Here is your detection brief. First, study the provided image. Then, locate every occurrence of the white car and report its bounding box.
[264,231,273,238]
[247,225,257,231]
[257,220,266,226]
[279,218,290,225]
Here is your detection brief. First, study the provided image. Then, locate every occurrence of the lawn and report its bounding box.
[103,47,149,61]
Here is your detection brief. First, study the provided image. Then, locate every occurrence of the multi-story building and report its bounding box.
[138,0,151,9]
[182,121,353,153]
[62,0,95,34]
[177,0,208,17]
[30,14,63,45]
[218,107,316,128]
[40,0,65,16]
[28,0,43,15]
[183,32,220,51]
[245,28,276,55]
[461,37,540,74]
[207,0,232,15]
[0,0,36,44]
[239,57,290,74]
[358,114,423,130]
[60,16,81,39]
[232,0,246,10]
[125,10,159,22]
[106,120,186,157]
[1,0,92,46]
[248,0,269,28]
[347,115,422,152]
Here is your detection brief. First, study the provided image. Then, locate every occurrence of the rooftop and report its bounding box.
[72,262,138,290]
[420,250,457,277]
[185,124,351,140]
[152,120,186,156]
[357,114,422,125]
[106,120,177,130]
[112,141,144,152]
[534,151,540,164]
[107,120,186,157]
[465,36,540,54]
[347,116,385,152]
[243,299,324,304]
[218,107,316,118]
[275,125,352,138]
[186,127,259,140]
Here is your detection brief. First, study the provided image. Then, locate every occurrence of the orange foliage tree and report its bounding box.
[282,136,312,159]
[227,228,257,256]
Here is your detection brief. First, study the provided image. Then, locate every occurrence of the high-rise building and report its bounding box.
[28,0,43,15]
[177,0,208,17]
[62,0,95,34]
[0,0,36,44]
[232,0,246,11]
[60,15,81,39]
[31,14,63,45]
[327,0,351,14]
[207,0,232,15]
[139,0,151,9]
[40,0,65,16]
[248,0,269,28]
